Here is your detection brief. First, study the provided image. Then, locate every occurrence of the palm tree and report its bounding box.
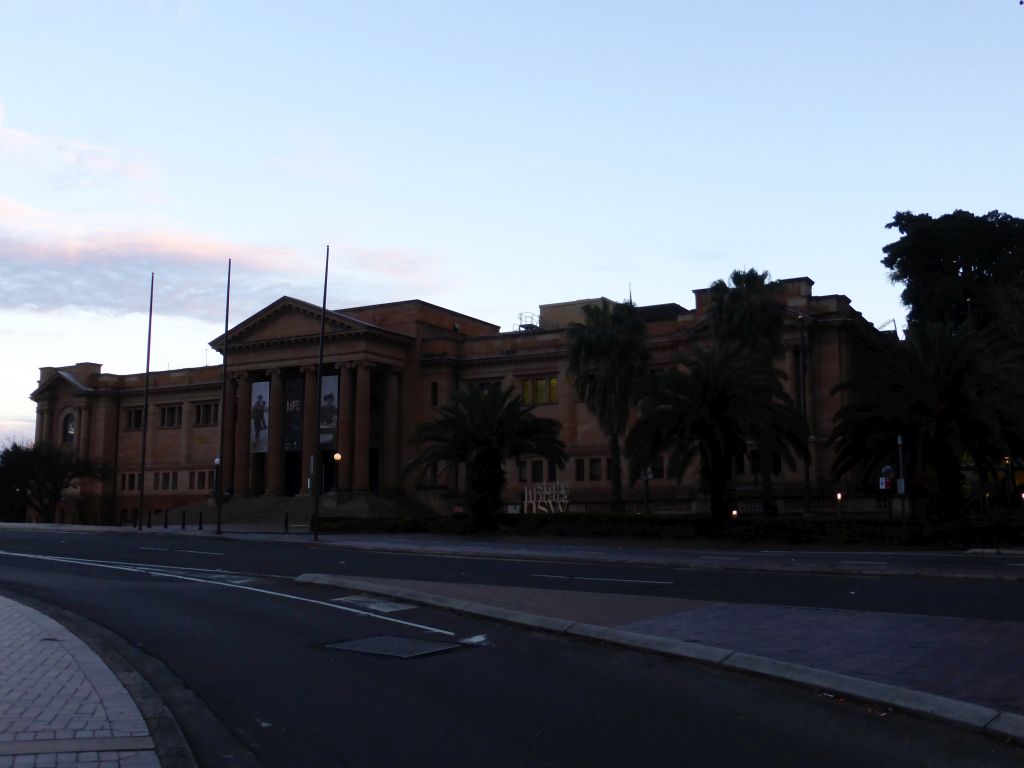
[625,344,808,525]
[567,299,649,513]
[707,268,786,358]
[407,385,567,524]
[831,323,1024,517]
[707,268,790,514]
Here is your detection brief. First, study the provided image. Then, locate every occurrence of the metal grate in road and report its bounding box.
[325,635,461,658]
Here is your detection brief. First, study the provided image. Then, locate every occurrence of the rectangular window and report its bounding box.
[194,402,219,426]
[159,405,182,428]
[522,376,558,405]
[125,408,143,430]
[153,472,159,490]
[430,382,439,407]
[197,471,206,490]
[575,458,585,482]
[589,458,602,482]
[188,471,195,490]
[531,460,544,483]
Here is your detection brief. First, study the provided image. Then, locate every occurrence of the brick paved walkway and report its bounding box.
[0,596,158,768]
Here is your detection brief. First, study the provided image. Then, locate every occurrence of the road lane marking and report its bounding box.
[532,574,672,585]
[0,550,455,636]
[140,547,169,551]
[841,561,886,566]
[173,549,223,556]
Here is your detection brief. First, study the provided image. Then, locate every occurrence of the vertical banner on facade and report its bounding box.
[283,377,303,451]
[250,381,269,453]
[319,374,339,447]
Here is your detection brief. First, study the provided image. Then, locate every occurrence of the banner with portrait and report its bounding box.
[250,381,269,454]
[283,377,303,451]
[319,374,339,447]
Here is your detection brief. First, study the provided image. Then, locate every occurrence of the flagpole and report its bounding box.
[216,259,231,535]
[312,245,329,542]
[138,273,154,530]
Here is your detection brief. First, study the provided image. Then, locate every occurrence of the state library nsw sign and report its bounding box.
[520,482,570,514]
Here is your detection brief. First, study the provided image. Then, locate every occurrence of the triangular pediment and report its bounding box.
[210,296,410,352]
[30,370,93,401]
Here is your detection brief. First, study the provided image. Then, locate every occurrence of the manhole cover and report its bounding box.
[326,635,461,658]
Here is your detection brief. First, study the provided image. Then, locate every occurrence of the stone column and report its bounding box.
[38,402,51,446]
[222,376,237,494]
[233,374,251,495]
[352,363,372,492]
[266,369,285,495]
[300,365,318,495]
[384,369,401,490]
[75,405,90,461]
[338,365,354,491]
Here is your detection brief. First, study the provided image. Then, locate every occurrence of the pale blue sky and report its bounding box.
[2,1,1022,442]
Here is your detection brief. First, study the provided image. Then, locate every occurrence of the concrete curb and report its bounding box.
[296,572,1024,746]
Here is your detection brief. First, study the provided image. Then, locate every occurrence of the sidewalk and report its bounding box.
[0,596,159,768]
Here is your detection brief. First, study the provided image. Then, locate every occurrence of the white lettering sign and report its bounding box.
[522,482,570,514]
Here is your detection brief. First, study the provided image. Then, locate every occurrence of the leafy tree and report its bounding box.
[407,385,567,524]
[882,210,1024,334]
[707,268,791,514]
[831,323,1024,517]
[626,344,808,526]
[0,442,107,523]
[567,299,649,513]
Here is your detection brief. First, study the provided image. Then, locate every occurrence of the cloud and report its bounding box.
[0,107,150,188]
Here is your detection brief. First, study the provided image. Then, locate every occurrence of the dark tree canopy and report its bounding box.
[830,322,1024,516]
[566,299,649,513]
[707,268,786,360]
[882,210,1024,333]
[626,343,807,525]
[0,442,107,523]
[407,385,566,523]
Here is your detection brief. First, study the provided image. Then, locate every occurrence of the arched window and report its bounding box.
[62,413,76,444]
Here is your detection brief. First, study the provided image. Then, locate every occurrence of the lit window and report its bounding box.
[522,376,558,405]
[61,414,75,444]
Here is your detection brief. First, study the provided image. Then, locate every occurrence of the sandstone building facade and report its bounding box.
[30,277,874,523]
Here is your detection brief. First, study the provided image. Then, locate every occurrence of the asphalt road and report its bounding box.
[0,527,1021,767]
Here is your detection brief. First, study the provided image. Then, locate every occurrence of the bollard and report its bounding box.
[181,509,186,529]
[198,509,203,530]
[284,511,289,534]
[163,509,168,529]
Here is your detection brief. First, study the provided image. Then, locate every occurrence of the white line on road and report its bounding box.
[841,561,886,566]
[139,547,169,551]
[532,574,672,585]
[174,549,224,556]
[0,550,455,636]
